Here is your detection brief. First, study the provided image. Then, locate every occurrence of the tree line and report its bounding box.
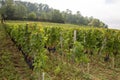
[0,0,108,28]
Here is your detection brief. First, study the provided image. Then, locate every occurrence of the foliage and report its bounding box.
[73,41,89,63]
[0,0,107,27]
[14,3,27,19]
[0,0,15,19]
[4,22,120,79]
[52,9,64,23]
[54,65,61,75]
[28,12,36,20]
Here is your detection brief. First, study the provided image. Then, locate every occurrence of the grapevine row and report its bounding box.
[4,23,120,72]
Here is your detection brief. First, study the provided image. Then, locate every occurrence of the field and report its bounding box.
[0,21,120,80]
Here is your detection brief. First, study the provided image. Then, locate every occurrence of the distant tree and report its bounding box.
[104,24,108,28]
[26,2,38,13]
[64,9,73,23]
[28,12,36,20]
[0,0,107,27]
[3,0,15,19]
[88,19,100,27]
[14,3,27,19]
[52,9,64,23]
[0,13,5,23]
[83,16,89,25]
[0,0,6,23]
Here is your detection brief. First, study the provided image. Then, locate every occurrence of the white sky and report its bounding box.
[20,0,120,30]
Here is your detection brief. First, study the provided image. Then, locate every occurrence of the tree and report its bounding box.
[14,3,27,19]
[64,9,73,23]
[26,2,38,13]
[52,9,64,23]
[88,19,100,27]
[0,0,107,26]
[28,12,36,20]
[0,0,15,20]
[4,0,15,19]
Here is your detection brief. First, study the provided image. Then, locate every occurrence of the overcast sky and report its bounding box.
[20,0,120,30]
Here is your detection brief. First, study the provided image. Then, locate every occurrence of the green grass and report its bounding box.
[6,20,92,28]
[0,24,33,80]
[0,50,21,80]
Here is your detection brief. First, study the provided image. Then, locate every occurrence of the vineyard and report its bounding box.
[1,21,120,80]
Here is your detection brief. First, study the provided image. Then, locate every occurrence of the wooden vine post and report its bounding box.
[60,32,63,62]
[72,30,77,63]
[42,72,45,80]
[112,57,115,69]
[84,32,90,74]
[99,37,107,55]
[74,30,77,43]
[38,72,45,80]
[84,33,86,45]
[38,71,40,80]
[25,23,30,53]
[87,63,90,74]
[60,36,63,49]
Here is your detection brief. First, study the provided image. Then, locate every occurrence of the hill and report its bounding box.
[0,21,120,80]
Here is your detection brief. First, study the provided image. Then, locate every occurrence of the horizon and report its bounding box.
[19,0,120,30]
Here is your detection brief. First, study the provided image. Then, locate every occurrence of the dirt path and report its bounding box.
[0,24,33,80]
